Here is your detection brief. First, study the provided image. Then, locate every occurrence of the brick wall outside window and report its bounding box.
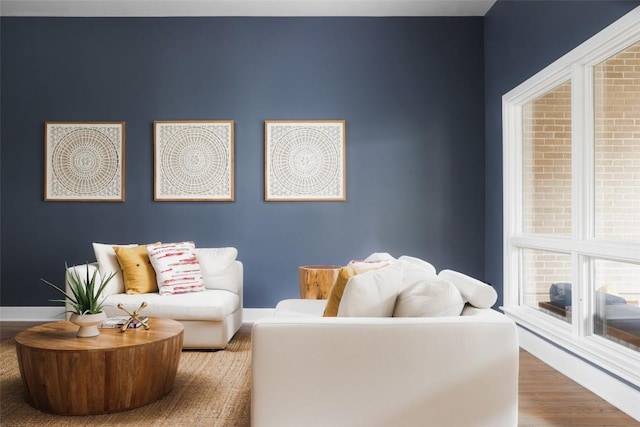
[522,82,573,310]
[594,41,640,302]
[522,41,640,309]
[594,40,640,242]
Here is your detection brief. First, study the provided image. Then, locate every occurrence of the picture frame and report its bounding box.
[264,120,346,201]
[44,121,125,202]
[154,120,235,201]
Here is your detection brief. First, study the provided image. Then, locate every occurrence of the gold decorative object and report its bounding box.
[117,302,150,332]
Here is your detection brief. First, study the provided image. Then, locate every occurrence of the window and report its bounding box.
[594,47,640,242]
[523,81,573,238]
[503,8,640,388]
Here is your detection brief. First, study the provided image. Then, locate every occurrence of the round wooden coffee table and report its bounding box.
[15,317,183,415]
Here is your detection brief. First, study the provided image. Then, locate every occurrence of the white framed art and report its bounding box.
[264,120,346,201]
[44,121,125,202]
[154,120,235,201]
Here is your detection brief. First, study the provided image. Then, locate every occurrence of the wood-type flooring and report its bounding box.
[2,321,638,426]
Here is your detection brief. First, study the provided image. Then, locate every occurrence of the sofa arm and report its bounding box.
[251,314,519,427]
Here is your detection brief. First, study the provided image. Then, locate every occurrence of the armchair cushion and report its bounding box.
[103,289,239,321]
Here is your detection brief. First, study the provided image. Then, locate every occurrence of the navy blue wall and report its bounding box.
[483,0,640,306]
[1,17,485,308]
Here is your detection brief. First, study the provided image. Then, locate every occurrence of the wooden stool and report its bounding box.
[298,265,340,299]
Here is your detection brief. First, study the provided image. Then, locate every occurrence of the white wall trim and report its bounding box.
[0,306,275,324]
[0,306,67,321]
[518,325,640,422]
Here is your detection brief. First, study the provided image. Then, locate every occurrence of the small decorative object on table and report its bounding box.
[100,315,149,329]
[116,301,150,332]
[41,263,116,338]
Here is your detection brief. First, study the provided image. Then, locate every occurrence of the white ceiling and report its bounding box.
[0,0,497,17]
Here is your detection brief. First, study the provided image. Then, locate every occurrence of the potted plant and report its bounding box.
[42,264,116,337]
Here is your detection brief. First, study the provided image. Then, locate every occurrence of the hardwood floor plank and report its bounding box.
[518,349,638,426]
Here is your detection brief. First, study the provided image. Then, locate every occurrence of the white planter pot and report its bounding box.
[69,312,107,338]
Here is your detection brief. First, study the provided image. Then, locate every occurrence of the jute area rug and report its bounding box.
[0,332,251,427]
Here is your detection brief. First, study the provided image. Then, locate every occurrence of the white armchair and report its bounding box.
[66,247,243,349]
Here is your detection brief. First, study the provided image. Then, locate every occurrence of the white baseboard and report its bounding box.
[0,306,275,325]
[518,325,640,422]
[0,306,67,321]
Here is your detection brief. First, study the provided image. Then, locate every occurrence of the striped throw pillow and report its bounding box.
[147,241,204,295]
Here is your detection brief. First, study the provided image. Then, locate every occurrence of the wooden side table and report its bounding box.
[298,265,341,299]
[15,317,183,415]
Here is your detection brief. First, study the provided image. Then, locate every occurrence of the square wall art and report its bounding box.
[264,120,346,201]
[154,120,235,201]
[44,121,125,201]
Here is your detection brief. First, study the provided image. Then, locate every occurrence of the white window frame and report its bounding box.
[502,7,640,388]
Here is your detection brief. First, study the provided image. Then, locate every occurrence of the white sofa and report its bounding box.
[251,260,519,427]
[66,248,243,349]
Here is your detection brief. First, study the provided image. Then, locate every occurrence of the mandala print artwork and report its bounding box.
[265,120,345,201]
[154,121,234,201]
[44,122,125,201]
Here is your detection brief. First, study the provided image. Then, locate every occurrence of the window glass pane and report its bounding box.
[593,259,640,352]
[522,248,572,323]
[594,41,640,242]
[522,81,572,236]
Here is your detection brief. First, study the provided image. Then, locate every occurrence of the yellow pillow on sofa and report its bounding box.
[114,243,160,294]
[323,261,389,317]
[323,266,359,317]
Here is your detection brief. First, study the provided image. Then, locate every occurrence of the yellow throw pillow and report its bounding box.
[323,266,359,317]
[322,261,388,317]
[114,243,161,294]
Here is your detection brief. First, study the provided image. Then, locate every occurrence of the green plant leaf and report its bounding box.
[42,263,118,315]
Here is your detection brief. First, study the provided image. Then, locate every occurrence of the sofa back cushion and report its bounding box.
[93,242,137,295]
[196,247,239,292]
[398,255,437,276]
[393,277,464,317]
[337,264,403,317]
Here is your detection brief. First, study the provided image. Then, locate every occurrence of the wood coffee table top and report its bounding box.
[15,316,184,350]
[15,317,184,415]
